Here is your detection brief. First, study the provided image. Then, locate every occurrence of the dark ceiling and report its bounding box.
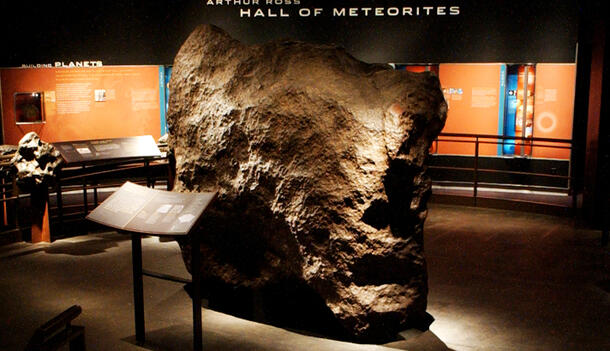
[0,0,581,66]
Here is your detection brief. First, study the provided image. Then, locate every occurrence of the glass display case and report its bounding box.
[14,92,45,124]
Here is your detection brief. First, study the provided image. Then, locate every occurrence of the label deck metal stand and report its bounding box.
[53,135,166,235]
[86,182,216,351]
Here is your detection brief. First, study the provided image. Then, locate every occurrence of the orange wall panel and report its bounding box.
[438,64,503,156]
[532,64,575,159]
[1,66,161,145]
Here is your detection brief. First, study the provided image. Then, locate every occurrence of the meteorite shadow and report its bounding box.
[184,277,357,343]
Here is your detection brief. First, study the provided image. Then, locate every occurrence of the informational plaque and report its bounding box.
[52,135,162,165]
[86,182,216,235]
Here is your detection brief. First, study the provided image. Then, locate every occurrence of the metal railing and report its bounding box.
[50,157,171,236]
[0,153,171,241]
[429,132,575,208]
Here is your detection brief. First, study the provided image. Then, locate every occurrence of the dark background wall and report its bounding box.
[1,0,579,66]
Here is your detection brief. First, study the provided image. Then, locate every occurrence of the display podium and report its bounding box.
[51,135,167,238]
[53,135,162,165]
[86,182,216,351]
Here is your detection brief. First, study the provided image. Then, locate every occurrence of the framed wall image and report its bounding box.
[14,92,44,124]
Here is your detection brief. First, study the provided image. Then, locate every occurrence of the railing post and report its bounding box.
[30,185,51,243]
[56,170,63,232]
[131,234,145,345]
[93,183,99,207]
[192,232,203,351]
[2,178,7,227]
[569,143,578,214]
[474,137,479,206]
[82,165,88,215]
[570,174,577,214]
[145,160,152,188]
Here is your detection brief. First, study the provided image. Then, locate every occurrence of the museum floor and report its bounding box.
[0,203,608,351]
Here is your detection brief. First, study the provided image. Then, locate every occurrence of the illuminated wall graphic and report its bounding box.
[513,65,536,156]
[1,66,162,144]
[439,64,503,156]
[502,66,519,154]
[437,63,575,160]
[158,65,172,137]
[394,64,439,74]
[531,64,575,159]
[503,65,535,156]
[1,63,575,159]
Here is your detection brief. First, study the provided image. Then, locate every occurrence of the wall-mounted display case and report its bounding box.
[14,92,44,124]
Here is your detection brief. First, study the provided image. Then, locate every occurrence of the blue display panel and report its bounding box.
[497,64,507,155]
[503,65,520,155]
[159,65,173,137]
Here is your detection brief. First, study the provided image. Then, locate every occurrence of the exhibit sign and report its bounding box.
[215,1,461,18]
[169,0,579,64]
[21,61,104,69]
[52,135,162,165]
[86,181,216,235]
[0,0,578,65]
[0,66,162,144]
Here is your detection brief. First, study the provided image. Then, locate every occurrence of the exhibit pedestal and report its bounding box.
[30,186,50,243]
[129,232,202,350]
[86,182,216,350]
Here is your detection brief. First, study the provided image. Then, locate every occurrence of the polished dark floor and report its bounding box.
[0,203,608,350]
[425,204,609,350]
[431,185,574,214]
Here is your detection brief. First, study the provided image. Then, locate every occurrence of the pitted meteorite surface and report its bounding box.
[168,25,446,342]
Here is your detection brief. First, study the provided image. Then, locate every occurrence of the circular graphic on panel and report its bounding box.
[536,112,557,133]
